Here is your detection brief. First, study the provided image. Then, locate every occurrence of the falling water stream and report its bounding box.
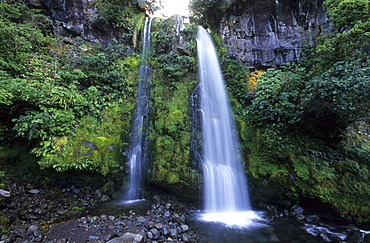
[194,26,261,227]
[85,22,356,243]
[124,17,153,201]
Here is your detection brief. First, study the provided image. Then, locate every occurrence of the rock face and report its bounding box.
[28,0,328,67]
[27,0,129,46]
[221,0,329,67]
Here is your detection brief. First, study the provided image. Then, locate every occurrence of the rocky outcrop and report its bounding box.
[221,0,329,68]
[27,0,328,67]
[27,0,134,46]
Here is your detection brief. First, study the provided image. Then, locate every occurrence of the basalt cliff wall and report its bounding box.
[221,0,328,68]
[27,0,138,47]
[27,0,328,67]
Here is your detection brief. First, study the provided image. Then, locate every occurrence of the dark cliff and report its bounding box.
[28,0,142,47]
[221,0,328,68]
[27,0,328,68]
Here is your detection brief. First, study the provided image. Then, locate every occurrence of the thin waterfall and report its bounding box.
[125,17,153,201]
[195,26,252,217]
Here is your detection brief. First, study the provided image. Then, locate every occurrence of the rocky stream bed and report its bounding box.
[1,181,370,243]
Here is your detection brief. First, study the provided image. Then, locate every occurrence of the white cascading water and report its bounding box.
[196,26,258,226]
[125,17,153,201]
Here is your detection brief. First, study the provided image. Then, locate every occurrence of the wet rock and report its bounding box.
[107,232,145,243]
[146,231,153,239]
[28,0,43,7]
[27,225,39,233]
[154,223,163,230]
[88,235,100,240]
[306,215,320,224]
[182,233,191,242]
[346,231,364,243]
[364,233,370,242]
[150,228,161,240]
[28,189,40,194]
[295,213,306,221]
[107,225,115,230]
[221,0,328,68]
[137,216,146,223]
[0,189,10,197]
[180,224,189,232]
[108,215,115,221]
[160,225,169,236]
[163,211,171,218]
[56,238,67,243]
[170,228,178,239]
[318,231,331,242]
[266,205,279,216]
[290,204,304,216]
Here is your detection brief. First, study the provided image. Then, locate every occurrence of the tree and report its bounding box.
[301,0,370,76]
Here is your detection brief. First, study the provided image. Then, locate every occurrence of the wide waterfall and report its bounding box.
[125,17,152,201]
[195,26,257,226]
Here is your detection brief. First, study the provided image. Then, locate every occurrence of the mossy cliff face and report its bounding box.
[148,18,199,199]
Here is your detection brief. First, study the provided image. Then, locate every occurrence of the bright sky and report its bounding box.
[154,0,190,17]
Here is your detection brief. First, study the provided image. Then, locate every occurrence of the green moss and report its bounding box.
[38,103,135,175]
[71,206,87,211]
[243,121,370,221]
[101,180,115,195]
[148,23,199,192]
[0,216,9,225]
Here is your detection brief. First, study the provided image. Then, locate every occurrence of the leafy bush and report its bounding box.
[246,61,370,145]
[301,0,370,76]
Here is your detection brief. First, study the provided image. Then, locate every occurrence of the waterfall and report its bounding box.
[195,26,255,225]
[125,17,153,201]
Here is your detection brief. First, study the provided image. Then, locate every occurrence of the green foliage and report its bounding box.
[151,17,178,55]
[38,104,134,175]
[301,61,370,141]
[93,0,141,30]
[301,0,370,76]
[246,61,370,145]
[324,0,370,31]
[149,29,198,188]
[0,1,140,176]
[179,23,198,55]
[222,58,250,107]
[0,171,4,188]
[246,64,306,131]
[154,54,195,82]
[0,2,52,75]
[189,0,226,29]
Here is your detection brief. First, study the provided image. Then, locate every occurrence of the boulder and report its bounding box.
[107,232,145,243]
